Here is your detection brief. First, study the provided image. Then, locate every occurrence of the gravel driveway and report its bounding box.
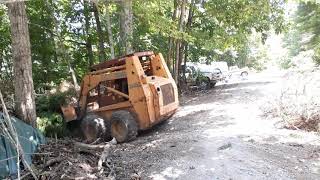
[110,73,320,180]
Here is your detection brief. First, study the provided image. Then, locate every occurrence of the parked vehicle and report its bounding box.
[184,62,225,88]
[183,62,249,88]
[211,61,229,76]
[61,51,179,143]
[228,66,249,79]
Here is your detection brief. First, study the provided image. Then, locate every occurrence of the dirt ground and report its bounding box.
[110,72,320,180]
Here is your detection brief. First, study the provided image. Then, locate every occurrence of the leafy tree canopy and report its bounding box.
[0,0,287,93]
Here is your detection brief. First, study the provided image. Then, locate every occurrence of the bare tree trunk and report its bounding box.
[183,0,195,81]
[67,60,79,90]
[7,2,37,127]
[174,0,187,86]
[167,39,173,72]
[84,0,94,66]
[92,2,106,62]
[104,2,115,59]
[174,42,180,85]
[0,53,3,72]
[86,39,94,67]
[178,42,184,76]
[167,0,178,73]
[120,0,133,55]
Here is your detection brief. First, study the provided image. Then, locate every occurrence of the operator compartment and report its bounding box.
[87,51,178,106]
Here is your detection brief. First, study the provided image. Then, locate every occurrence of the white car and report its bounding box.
[228,66,249,79]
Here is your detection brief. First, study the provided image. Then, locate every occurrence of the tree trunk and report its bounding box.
[92,2,106,62]
[7,2,37,127]
[173,0,187,86]
[84,0,94,67]
[178,42,184,76]
[0,53,3,70]
[167,0,179,73]
[104,2,115,59]
[120,0,133,55]
[67,60,79,90]
[183,0,195,81]
[167,38,173,72]
[174,41,181,84]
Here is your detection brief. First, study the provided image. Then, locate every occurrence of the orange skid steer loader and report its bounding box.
[61,51,179,143]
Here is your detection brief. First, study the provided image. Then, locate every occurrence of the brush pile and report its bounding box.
[264,68,320,131]
[24,138,117,180]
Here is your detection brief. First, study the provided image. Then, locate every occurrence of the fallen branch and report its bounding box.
[98,138,117,179]
[20,172,31,180]
[98,144,111,172]
[45,157,64,168]
[74,141,106,152]
[31,138,118,179]
[90,138,102,145]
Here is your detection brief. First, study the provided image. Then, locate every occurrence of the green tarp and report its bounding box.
[0,112,45,177]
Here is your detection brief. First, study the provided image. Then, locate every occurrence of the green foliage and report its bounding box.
[283,1,320,66]
[35,89,77,137]
[27,0,64,91]
[313,47,320,65]
[246,32,271,70]
[218,50,238,67]
[196,72,209,82]
[1,0,287,94]
[37,113,69,138]
[184,0,286,66]
[131,0,286,67]
[0,5,13,100]
[1,0,288,123]
[36,90,77,113]
[194,69,206,80]
[279,56,294,69]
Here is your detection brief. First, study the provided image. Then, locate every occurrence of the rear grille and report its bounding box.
[161,84,175,105]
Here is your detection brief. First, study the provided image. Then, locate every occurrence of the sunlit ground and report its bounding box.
[148,71,320,179]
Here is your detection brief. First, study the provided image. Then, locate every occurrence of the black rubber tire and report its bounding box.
[210,81,217,88]
[241,71,248,77]
[196,77,211,89]
[80,113,111,143]
[195,77,201,86]
[111,110,138,143]
[205,77,212,89]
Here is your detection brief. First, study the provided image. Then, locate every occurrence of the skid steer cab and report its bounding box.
[61,51,179,143]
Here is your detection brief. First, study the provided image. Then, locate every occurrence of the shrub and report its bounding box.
[313,48,320,65]
[36,90,77,114]
[35,89,77,137]
[37,113,70,138]
[262,68,320,132]
[279,56,294,70]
